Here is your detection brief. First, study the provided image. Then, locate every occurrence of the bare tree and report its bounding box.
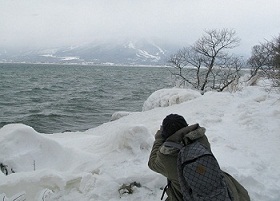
[169,29,242,92]
[247,34,280,87]
[247,41,274,78]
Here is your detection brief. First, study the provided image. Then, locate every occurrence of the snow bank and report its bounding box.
[0,82,280,201]
[142,88,201,111]
[0,122,156,200]
[0,124,87,173]
[110,111,132,121]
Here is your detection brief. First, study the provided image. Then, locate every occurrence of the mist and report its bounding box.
[1,0,279,55]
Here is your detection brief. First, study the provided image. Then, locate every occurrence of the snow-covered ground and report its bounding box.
[0,77,279,201]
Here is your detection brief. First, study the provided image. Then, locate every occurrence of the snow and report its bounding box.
[142,88,201,111]
[61,57,80,61]
[40,54,56,58]
[1,77,280,201]
[127,42,136,49]
[125,41,161,61]
[40,54,79,61]
[136,50,160,61]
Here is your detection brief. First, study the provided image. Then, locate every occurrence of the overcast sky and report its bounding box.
[1,0,280,55]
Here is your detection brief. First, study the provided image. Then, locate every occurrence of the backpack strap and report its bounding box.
[161,179,171,200]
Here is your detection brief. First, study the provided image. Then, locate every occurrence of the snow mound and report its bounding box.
[110,111,132,121]
[111,125,151,154]
[142,88,201,111]
[0,123,156,200]
[0,124,90,173]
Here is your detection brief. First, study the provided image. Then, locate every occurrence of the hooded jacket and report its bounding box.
[148,124,250,201]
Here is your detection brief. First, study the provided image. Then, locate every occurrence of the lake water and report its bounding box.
[0,63,173,133]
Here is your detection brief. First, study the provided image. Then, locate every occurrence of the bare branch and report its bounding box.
[168,28,242,92]
[247,34,280,87]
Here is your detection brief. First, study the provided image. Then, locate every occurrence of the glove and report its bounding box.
[154,126,163,139]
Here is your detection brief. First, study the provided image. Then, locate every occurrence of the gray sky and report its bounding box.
[1,0,280,55]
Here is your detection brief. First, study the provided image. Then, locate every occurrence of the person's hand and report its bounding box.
[154,126,163,139]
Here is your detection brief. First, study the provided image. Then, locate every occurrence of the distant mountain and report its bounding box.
[0,39,180,65]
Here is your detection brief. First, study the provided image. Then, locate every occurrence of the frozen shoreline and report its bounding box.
[1,79,280,200]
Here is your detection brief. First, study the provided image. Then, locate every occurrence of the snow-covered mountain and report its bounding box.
[0,39,180,65]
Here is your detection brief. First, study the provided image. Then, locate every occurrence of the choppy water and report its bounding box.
[0,63,173,133]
